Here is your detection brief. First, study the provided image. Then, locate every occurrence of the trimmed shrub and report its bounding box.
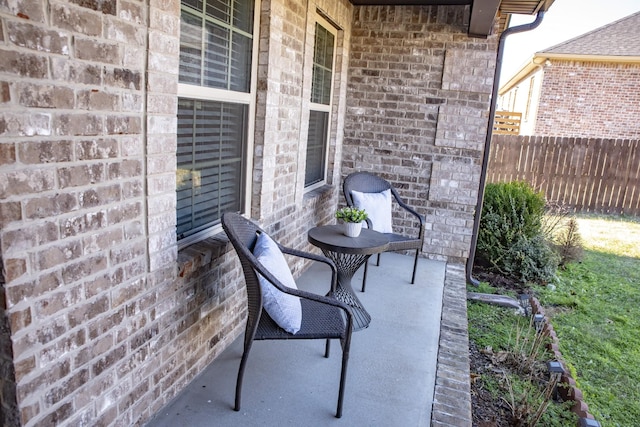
[476,181,559,285]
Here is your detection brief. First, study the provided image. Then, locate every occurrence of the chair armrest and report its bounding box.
[280,245,333,266]
[390,188,425,234]
[279,245,338,292]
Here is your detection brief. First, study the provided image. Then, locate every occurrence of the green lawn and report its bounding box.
[539,215,640,426]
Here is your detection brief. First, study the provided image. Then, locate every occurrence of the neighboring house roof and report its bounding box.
[542,11,640,57]
[499,9,640,94]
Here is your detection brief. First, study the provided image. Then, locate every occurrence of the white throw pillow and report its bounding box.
[253,232,302,334]
[351,189,393,233]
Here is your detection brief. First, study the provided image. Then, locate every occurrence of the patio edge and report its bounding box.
[431,263,472,427]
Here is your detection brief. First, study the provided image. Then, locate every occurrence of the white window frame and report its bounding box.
[304,14,338,192]
[525,75,535,121]
[177,0,260,249]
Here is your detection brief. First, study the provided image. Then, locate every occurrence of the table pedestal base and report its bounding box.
[320,250,371,331]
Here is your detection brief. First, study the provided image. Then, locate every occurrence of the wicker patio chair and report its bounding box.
[221,212,354,418]
[343,172,425,290]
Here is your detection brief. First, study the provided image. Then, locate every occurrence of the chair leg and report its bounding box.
[325,338,331,358]
[361,258,369,292]
[376,253,381,266]
[411,249,419,284]
[234,344,252,411]
[335,344,350,418]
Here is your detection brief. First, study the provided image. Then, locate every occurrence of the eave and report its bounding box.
[499,52,640,95]
[349,0,555,37]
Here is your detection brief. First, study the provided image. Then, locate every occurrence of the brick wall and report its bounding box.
[535,60,640,139]
[344,5,497,262]
[0,0,353,425]
[253,0,353,249]
[0,1,495,425]
[0,0,155,424]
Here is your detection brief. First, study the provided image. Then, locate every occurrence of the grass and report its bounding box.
[538,215,640,426]
[469,215,640,426]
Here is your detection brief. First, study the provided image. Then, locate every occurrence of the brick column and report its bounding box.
[146,0,179,276]
[0,1,150,424]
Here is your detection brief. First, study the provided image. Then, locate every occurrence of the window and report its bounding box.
[304,21,336,188]
[525,76,535,121]
[177,0,256,245]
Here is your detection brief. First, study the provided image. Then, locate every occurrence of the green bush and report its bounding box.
[476,181,559,285]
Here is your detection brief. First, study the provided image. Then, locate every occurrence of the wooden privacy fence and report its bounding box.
[487,135,640,216]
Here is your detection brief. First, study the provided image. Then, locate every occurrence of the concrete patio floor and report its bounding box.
[146,253,452,426]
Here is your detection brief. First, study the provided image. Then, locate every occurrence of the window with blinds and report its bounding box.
[177,0,255,243]
[305,110,329,186]
[179,0,253,92]
[304,21,335,188]
[176,99,247,238]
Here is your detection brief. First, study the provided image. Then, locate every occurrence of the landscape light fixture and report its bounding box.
[547,360,565,400]
[533,313,545,332]
[518,294,531,315]
[578,418,601,427]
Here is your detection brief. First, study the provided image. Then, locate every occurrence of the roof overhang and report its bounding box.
[541,52,640,64]
[499,52,640,94]
[498,55,545,95]
[349,0,555,37]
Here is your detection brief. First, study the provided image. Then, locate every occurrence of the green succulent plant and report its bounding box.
[335,206,368,223]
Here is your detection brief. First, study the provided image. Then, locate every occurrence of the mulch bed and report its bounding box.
[470,340,513,427]
[469,266,540,427]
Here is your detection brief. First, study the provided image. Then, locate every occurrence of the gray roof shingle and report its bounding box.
[541,10,640,57]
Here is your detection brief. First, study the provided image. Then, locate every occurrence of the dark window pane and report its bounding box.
[206,0,230,22]
[180,0,253,92]
[179,11,203,85]
[204,21,230,89]
[233,0,254,33]
[305,110,329,186]
[230,33,252,92]
[177,98,247,238]
[182,0,202,10]
[311,23,334,105]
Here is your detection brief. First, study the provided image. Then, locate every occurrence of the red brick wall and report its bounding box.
[535,60,640,138]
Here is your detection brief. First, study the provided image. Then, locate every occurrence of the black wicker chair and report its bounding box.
[343,172,425,290]
[221,212,353,418]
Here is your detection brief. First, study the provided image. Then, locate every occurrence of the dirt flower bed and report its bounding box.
[470,341,513,426]
[469,268,576,427]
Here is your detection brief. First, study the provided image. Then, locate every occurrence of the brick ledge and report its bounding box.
[177,233,230,278]
[431,263,473,426]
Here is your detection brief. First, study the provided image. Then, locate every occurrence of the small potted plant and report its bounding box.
[335,206,368,237]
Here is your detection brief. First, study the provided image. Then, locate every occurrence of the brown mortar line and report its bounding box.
[530,296,600,424]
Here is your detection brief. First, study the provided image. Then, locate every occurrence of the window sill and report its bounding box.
[177,232,230,278]
[303,183,334,201]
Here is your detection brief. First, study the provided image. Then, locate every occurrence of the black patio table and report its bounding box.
[307,224,390,331]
